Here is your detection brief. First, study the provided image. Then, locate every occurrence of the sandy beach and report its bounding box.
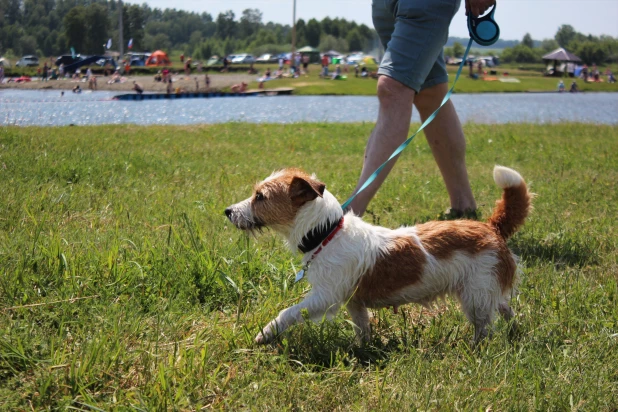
[0,73,256,93]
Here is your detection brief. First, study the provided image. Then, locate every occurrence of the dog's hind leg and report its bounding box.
[255,293,340,344]
[499,301,518,335]
[346,300,371,343]
[459,289,494,346]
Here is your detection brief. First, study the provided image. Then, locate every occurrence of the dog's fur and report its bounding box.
[225,166,532,344]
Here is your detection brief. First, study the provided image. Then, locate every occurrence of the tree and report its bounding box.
[452,41,464,57]
[216,10,236,39]
[319,34,348,53]
[347,28,363,52]
[573,40,607,65]
[84,3,108,54]
[522,33,534,48]
[147,33,171,51]
[63,6,86,53]
[19,35,38,55]
[501,44,539,63]
[126,4,145,51]
[239,8,262,38]
[294,18,306,47]
[540,39,559,52]
[555,24,576,48]
[305,19,321,48]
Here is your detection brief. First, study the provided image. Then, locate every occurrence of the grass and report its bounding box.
[246,63,618,95]
[1,122,617,409]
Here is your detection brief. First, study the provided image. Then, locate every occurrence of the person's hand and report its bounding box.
[465,0,496,17]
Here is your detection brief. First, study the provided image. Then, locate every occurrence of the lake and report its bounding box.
[1,90,616,126]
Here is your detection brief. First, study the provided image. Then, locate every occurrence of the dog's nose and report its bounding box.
[224,208,232,218]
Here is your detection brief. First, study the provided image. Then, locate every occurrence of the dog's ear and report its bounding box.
[290,176,325,207]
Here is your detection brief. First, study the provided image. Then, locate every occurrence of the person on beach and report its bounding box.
[321,54,329,77]
[346,0,495,218]
[231,82,247,93]
[133,81,144,94]
[205,73,210,89]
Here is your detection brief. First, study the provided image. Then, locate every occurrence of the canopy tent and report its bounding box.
[542,48,582,76]
[542,47,582,62]
[324,50,342,57]
[297,46,319,53]
[145,50,171,66]
[363,56,377,65]
[297,46,320,63]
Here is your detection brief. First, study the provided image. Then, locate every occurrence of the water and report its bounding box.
[1,89,617,126]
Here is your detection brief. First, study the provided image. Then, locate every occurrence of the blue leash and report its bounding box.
[341,5,500,211]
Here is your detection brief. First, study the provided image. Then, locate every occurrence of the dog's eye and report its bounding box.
[255,192,264,201]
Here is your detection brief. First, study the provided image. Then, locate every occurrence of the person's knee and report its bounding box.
[377,75,414,107]
[414,83,448,115]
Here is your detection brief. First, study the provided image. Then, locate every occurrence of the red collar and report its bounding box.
[308,216,344,259]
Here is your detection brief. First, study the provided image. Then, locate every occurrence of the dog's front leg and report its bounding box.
[255,293,338,344]
[346,300,371,343]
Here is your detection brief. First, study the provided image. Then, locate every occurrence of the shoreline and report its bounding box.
[2,73,616,95]
[0,73,255,93]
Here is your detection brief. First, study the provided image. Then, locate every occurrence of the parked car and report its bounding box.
[206,55,223,66]
[16,55,39,67]
[95,57,117,67]
[231,54,255,64]
[124,52,150,67]
[55,55,83,67]
[256,53,277,63]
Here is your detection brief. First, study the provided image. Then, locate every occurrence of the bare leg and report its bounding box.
[347,300,371,343]
[414,83,476,212]
[347,76,415,216]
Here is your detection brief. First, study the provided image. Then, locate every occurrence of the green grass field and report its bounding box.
[247,63,618,95]
[1,123,617,409]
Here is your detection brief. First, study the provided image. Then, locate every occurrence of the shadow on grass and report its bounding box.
[268,313,474,371]
[509,231,600,267]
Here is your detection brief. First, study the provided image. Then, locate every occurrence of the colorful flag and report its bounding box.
[106,38,112,49]
[128,38,133,49]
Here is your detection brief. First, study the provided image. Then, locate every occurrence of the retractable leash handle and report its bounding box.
[467,4,500,46]
[340,8,500,211]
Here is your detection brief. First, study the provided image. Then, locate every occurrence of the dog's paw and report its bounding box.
[255,323,276,344]
[255,332,269,344]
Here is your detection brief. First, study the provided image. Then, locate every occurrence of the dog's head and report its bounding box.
[225,169,326,233]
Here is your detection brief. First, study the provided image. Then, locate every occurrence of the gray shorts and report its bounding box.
[373,0,461,92]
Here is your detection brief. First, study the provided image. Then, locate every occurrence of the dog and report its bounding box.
[225,166,532,345]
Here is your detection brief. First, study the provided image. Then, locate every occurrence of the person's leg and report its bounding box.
[347,76,415,216]
[414,82,476,212]
[348,0,462,216]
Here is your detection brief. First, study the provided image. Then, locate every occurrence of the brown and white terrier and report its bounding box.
[225,166,532,345]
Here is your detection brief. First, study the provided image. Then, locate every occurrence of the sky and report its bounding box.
[125,0,618,41]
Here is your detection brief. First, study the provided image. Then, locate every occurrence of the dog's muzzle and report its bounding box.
[224,205,264,231]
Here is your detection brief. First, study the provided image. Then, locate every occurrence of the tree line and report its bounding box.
[444,25,617,66]
[0,0,378,59]
[500,25,617,65]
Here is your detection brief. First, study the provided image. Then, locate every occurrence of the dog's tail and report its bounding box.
[488,166,532,240]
